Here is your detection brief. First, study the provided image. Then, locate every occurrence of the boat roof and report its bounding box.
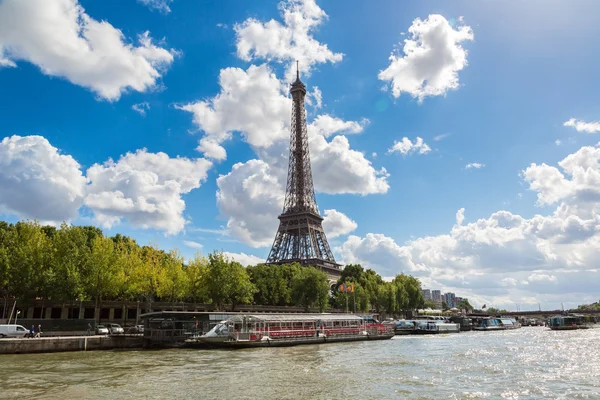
[225,313,364,323]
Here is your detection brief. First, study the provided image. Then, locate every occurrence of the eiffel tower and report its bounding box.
[266,62,341,280]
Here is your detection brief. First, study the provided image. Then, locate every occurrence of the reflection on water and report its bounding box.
[1,328,599,399]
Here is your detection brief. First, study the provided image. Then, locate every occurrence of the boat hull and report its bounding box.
[191,333,394,349]
[549,325,590,330]
[473,326,506,331]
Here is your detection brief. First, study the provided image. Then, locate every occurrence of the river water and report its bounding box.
[1,327,598,399]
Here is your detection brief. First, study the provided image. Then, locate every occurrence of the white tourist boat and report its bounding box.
[186,313,394,348]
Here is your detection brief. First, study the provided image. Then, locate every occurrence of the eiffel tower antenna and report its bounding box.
[266,59,341,280]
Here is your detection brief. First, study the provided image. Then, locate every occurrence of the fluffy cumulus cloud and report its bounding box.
[137,0,174,14]
[177,64,291,160]
[387,137,431,155]
[379,14,473,101]
[322,209,358,238]
[308,115,368,138]
[0,135,87,222]
[564,118,600,134]
[0,0,176,101]
[339,143,600,309]
[234,0,343,80]
[310,135,389,194]
[85,149,212,235]
[223,251,266,267]
[216,160,284,247]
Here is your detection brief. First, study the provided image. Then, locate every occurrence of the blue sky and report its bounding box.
[1,0,600,310]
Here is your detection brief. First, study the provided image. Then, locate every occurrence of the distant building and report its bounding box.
[422,289,432,301]
[444,292,456,307]
[432,290,442,302]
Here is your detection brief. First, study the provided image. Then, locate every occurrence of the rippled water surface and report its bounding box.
[1,328,599,399]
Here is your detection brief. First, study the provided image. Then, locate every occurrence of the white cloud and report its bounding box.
[85,149,212,235]
[564,118,600,134]
[177,64,291,160]
[183,240,203,250]
[216,160,284,247]
[387,137,431,155]
[223,251,265,267]
[465,162,485,169]
[455,208,465,226]
[322,209,358,238]
[310,135,390,195]
[309,115,368,138]
[137,0,173,14]
[338,143,600,308]
[234,0,343,80]
[0,0,177,101]
[306,86,323,109]
[555,139,562,146]
[0,135,87,222]
[378,14,473,101]
[132,102,150,116]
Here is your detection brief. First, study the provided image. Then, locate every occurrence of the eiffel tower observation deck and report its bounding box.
[266,63,342,280]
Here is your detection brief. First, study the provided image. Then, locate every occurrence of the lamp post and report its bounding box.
[15,310,21,325]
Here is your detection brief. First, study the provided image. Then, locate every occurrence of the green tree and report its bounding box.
[132,245,165,312]
[7,221,52,300]
[203,252,255,311]
[378,282,396,316]
[457,299,474,311]
[157,250,189,304]
[227,261,256,311]
[50,224,90,301]
[185,253,210,304]
[291,267,330,312]
[247,263,299,306]
[84,236,120,319]
[393,274,424,313]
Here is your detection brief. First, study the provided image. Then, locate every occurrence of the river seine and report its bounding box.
[1,327,598,399]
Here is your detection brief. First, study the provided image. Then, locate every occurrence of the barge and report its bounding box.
[187,314,394,348]
[548,315,592,330]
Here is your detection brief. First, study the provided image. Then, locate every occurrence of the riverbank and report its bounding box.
[0,335,143,354]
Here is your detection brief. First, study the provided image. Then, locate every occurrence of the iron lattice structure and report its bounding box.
[266,67,341,278]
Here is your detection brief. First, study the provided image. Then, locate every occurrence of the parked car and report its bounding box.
[106,323,124,335]
[95,324,109,335]
[126,324,144,334]
[0,324,29,338]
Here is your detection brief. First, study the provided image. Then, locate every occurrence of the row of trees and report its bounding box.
[1,221,426,314]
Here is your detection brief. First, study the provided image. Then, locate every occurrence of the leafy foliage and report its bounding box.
[0,220,425,317]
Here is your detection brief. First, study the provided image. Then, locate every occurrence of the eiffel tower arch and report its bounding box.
[265,64,342,282]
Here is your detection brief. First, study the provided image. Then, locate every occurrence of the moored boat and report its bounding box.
[449,316,473,331]
[499,317,521,329]
[187,313,394,348]
[393,320,418,335]
[472,317,506,331]
[413,320,461,334]
[547,315,591,330]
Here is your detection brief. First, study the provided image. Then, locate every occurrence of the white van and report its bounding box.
[0,324,29,338]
